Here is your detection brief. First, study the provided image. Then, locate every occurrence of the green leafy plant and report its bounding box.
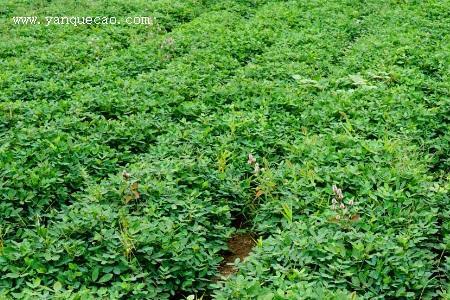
[1,0,450,299]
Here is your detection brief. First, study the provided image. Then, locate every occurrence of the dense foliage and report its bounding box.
[1,0,449,299]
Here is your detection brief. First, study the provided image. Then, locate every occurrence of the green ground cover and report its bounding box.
[1,0,449,299]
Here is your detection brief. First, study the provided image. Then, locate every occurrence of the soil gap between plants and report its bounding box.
[217,213,256,278]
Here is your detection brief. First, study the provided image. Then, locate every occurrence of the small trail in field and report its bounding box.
[218,233,255,277]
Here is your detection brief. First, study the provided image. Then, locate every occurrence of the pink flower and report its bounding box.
[122,170,131,180]
[254,163,261,174]
[248,153,256,165]
[332,185,338,194]
[332,185,344,200]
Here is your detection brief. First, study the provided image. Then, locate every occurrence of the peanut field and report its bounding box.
[1,0,450,299]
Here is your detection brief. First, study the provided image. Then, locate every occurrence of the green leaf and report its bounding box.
[92,267,100,282]
[5,273,20,279]
[53,281,62,292]
[98,273,113,283]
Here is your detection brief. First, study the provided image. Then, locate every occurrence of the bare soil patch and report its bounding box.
[218,233,255,277]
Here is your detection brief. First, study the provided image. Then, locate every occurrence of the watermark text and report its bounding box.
[12,16,155,26]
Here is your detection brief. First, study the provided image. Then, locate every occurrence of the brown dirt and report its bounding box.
[217,233,255,277]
